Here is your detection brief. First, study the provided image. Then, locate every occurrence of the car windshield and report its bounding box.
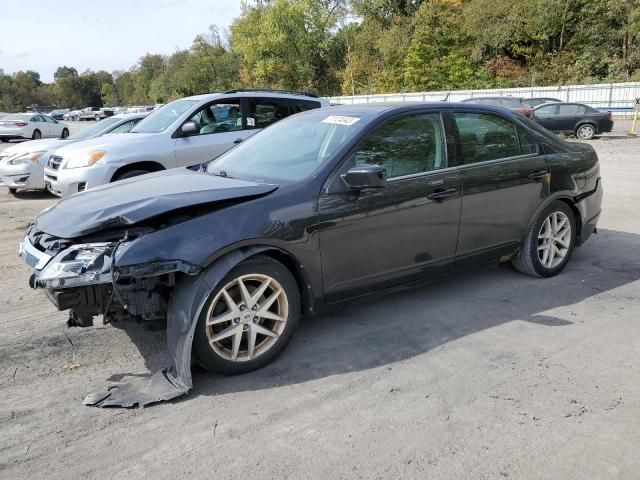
[130,99,197,133]
[208,109,371,183]
[69,117,121,140]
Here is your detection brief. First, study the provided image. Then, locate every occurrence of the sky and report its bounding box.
[0,0,243,83]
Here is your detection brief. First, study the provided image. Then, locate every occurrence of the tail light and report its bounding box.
[15,122,28,127]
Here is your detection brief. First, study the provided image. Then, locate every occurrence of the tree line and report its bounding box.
[1,0,639,112]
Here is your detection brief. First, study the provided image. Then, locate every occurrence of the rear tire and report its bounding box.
[112,169,151,182]
[95,114,101,121]
[576,124,596,140]
[8,188,17,195]
[512,201,577,277]
[61,128,69,139]
[0,138,8,143]
[193,255,300,375]
[32,130,41,140]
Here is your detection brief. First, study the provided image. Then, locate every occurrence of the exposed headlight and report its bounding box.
[8,151,47,165]
[64,150,107,169]
[36,243,114,288]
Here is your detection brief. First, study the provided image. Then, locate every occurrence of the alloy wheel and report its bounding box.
[205,274,289,362]
[537,211,571,269]
[577,125,595,139]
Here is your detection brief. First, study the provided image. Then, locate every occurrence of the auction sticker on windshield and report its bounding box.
[322,115,360,126]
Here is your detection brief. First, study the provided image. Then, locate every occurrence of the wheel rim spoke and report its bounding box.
[258,288,281,313]
[207,311,236,327]
[247,325,257,360]
[258,309,286,322]
[250,278,271,305]
[237,278,252,307]
[231,327,243,361]
[210,324,240,343]
[254,323,278,338]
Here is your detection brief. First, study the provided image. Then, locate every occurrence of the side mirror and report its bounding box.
[180,121,199,137]
[342,164,387,190]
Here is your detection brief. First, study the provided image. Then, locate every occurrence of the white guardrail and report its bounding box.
[327,81,640,117]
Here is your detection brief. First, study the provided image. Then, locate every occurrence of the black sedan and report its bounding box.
[19,103,602,405]
[532,102,614,140]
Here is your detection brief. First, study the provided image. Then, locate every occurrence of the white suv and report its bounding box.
[44,90,329,197]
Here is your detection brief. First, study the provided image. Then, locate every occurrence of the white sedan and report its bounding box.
[0,114,69,142]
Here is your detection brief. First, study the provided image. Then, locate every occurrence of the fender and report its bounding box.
[202,238,321,315]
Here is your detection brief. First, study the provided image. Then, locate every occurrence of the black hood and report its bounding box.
[35,169,278,238]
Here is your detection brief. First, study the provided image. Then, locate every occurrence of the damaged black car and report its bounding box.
[19,104,602,406]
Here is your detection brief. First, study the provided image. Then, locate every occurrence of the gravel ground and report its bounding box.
[0,122,639,479]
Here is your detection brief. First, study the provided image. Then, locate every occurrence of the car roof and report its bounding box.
[182,91,329,104]
[534,102,588,108]
[319,102,521,117]
[461,96,522,100]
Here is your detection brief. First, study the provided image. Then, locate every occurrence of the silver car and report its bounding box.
[0,113,147,194]
[44,90,329,197]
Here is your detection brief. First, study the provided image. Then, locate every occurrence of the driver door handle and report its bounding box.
[427,188,457,201]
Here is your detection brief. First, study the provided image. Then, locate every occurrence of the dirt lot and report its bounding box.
[1,123,639,479]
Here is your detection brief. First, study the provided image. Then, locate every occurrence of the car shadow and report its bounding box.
[122,228,640,403]
[10,190,57,200]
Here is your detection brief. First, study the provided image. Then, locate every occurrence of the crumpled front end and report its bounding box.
[19,225,199,329]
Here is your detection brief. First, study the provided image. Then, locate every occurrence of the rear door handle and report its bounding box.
[528,170,549,180]
[427,188,457,201]
[233,138,243,144]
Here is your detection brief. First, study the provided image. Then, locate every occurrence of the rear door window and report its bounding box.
[290,99,321,113]
[558,104,586,115]
[453,112,521,164]
[247,98,291,129]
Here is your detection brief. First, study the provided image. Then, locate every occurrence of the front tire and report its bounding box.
[193,255,300,375]
[8,187,17,195]
[61,128,69,139]
[32,130,41,140]
[512,201,576,277]
[576,124,596,140]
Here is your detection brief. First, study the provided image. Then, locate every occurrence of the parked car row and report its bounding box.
[0,113,147,193]
[17,99,603,392]
[461,97,613,139]
[23,90,328,196]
